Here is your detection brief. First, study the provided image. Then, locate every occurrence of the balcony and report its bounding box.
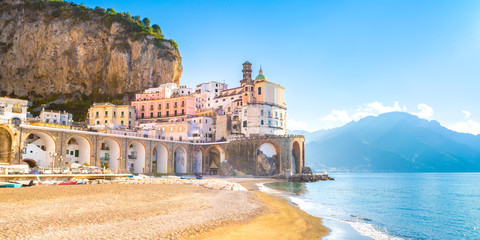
[12,107,22,113]
[100,157,110,161]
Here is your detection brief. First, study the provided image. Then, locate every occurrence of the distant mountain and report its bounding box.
[306,112,480,172]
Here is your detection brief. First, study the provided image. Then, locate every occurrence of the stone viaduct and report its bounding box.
[0,124,305,176]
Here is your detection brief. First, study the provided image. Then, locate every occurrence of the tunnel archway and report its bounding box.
[193,147,203,174]
[128,141,146,174]
[0,126,13,164]
[205,145,225,175]
[174,145,187,174]
[66,135,91,166]
[98,138,121,173]
[22,132,56,168]
[153,143,169,174]
[257,142,280,175]
[292,141,302,174]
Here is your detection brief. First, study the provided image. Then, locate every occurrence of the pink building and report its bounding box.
[131,96,196,120]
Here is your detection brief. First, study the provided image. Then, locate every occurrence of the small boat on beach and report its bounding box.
[9,180,34,187]
[0,182,22,188]
[58,181,77,186]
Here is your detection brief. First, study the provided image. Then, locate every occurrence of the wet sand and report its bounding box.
[0,179,329,240]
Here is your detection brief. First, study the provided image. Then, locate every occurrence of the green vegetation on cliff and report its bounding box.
[0,0,179,57]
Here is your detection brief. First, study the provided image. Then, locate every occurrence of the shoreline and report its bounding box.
[0,177,330,240]
[190,178,330,240]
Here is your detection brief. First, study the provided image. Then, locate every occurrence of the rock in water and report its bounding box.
[0,1,182,98]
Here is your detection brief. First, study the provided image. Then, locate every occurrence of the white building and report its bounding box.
[195,81,228,97]
[187,116,215,142]
[0,97,28,125]
[39,109,73,126]
[173,85,194,96]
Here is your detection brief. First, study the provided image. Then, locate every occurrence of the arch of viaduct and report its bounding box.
[0,124,305,176]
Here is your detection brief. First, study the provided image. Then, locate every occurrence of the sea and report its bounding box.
[263,173,480,240]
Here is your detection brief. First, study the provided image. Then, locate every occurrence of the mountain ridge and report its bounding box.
[305,112,480,172]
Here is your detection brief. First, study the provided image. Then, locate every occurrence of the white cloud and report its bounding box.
[320,110,351,122]
[446,110,480,135]
[412,103,434,119]
[316,101,435,131]
[449,120,480,135]
[287,119,309,131]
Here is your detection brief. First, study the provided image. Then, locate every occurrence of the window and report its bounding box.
[105,120,108,124]
[105,111,108,117]
[75,150,79,157]
[166,103,169,109]
[258,87,261,95]
[96,120,100,124]
[113,111,116,117]
[158,112,161,117]
[174,102,177,108]
[121,120,124,125]
[181,101,185,107]
[141,113,144,118]
[46,119,50,123]
[121,111,125,117]
[129,111,132,117]
[150,112,153,118]
[150,105,154,110]
[141,105,145,111]
[261,120,264,125]
[129,121,131,126]
[261,110,263,116]
[158,104,161,110]
[174,110,177,116]
[96,112,99,117]
[166,111,169,117]
[179,126,183,131]
[181,109,185,115]
[243,121,247,127]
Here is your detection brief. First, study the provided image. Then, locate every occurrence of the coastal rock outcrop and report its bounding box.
[256,153,277,176]
[0,1,182,99]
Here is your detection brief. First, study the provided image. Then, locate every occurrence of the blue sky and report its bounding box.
[78,0,480,134]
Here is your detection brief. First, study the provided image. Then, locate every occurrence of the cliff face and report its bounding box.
[0,1,182,99]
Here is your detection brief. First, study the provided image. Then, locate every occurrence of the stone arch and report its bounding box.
[174,145,188,174]
[192,146,204,174]
[128,140,147,174]
[22,131,57,168]
[98,137,122,173]
[65,134,92,166]
[0,125,13,164]
[152,142,169,174]
[292,141,302,174]
[257,141,281,175]
[205,145,226,175]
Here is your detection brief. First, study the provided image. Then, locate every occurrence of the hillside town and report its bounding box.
[1,62,287,143]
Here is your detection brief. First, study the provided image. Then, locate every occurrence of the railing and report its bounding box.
[12,107,22,113]
[100,157,110,161]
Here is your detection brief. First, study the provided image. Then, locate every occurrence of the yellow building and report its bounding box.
[88,103,136,129]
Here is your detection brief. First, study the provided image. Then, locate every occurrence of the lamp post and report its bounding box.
[117,156,122,174]
[49,152,58,170]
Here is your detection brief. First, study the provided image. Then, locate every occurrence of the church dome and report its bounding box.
[255,66,267,80]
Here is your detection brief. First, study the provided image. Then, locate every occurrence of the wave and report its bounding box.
[258,183,402,240]
[347,220,402,240]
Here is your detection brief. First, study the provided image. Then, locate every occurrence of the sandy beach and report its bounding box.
[0,179,329,240]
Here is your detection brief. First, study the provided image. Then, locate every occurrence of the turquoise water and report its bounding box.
[265,173,480,240]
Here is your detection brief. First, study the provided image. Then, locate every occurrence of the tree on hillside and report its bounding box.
[152,24,162,35]
[142,17,150,27]
[133,15,140,22]
[106,8,116,14]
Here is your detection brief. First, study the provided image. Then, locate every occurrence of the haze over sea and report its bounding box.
[266,173,480,240]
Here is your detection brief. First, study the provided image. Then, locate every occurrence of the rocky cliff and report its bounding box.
[0,0,182,99]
